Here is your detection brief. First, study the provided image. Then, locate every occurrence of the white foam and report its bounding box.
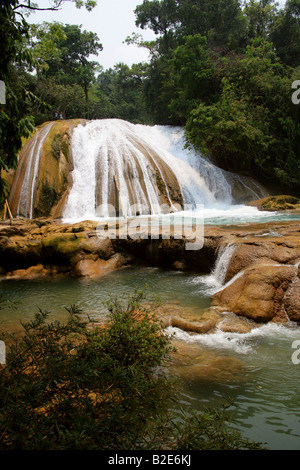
[166,322,300,355]
[63,119,271,223]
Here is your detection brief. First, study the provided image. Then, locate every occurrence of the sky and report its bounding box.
[27,0,287,71]
[26,0,156,70]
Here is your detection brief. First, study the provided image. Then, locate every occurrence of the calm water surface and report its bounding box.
[0,266,300,450]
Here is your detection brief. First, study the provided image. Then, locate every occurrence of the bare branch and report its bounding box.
[14,0,65,12]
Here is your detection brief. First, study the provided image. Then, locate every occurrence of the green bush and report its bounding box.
[0,292,264,450]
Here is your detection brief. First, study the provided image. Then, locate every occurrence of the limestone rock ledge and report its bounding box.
[212,262,300,324]
[209,222,300,326]
[0,218,300,330]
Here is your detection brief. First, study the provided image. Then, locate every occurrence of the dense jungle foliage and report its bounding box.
[1,0,300,202]
[0,291,264,450]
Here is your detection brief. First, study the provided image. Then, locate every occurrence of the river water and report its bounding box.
[3,119,300,448]
[1,265,300,450]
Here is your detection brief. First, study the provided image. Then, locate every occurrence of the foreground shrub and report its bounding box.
[0,292,264,450]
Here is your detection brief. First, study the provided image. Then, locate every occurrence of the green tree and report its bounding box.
[271,0,300,66]
[243,0,278,42]
[185,39,300,191]
[0,1,35,208]
[31,22,102,118]
[177,0,247,49]
[0,0,97,206]
[135,0,247,50]
[33,78,86,123]
[92,62,151,123]
[0,292,264,450]
[164,34,218,124]
[134,0,178,53]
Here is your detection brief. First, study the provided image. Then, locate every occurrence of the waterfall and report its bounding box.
[9,122,55,218]
[8,118,268,221]
[195,242,237,294]
[63,119,241,221]
[211,243,236,286]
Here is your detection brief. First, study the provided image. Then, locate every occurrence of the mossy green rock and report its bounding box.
[248,195,300,212]
[41,233,85,264]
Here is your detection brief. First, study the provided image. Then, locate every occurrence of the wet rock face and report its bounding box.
[0,219,300,329]
[212,263,299,323]
[8,120,84,220]
[209,223,300,325]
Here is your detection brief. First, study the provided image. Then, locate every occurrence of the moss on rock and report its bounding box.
[248,195,300,212]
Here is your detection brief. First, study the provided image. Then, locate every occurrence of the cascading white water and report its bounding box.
[152,125,233,204]
[64,119,179,220]
[64,119,266,222]
[189,241,238,295]
[14,122,55,218]
[134,123,233,207]
[193,242,237,294]
[211,243,236,286]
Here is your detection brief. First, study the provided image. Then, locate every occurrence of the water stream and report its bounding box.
[9,122,55,219]
[63,119,273,224]
[3,118,300,449]
[0,266,299,450]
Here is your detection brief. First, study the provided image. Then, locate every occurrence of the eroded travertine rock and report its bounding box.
[212,262,298,323]
[0,219,299,330]
[73,254,126,280]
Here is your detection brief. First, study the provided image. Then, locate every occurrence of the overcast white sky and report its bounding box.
[27,0,287,71]
[27,0,156,70]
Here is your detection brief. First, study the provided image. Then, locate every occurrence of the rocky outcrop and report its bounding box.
[0,219,124,280]
[209,222,300,325]
[147,220,300,328]
[248,195,300,212]
[8,119,85,220]
[5,264,50,281]
[0,218,299,330]
[212,262,300,323]
[73,254,126,280]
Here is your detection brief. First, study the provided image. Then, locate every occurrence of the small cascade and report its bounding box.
[211,243,236,286]
[193,242,237,294]
[148,125,233,206]
[9,122,55,218]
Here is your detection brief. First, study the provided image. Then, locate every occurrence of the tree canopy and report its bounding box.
[0,0,98,207]
[131,0,300,193]
[1,0,300,205]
